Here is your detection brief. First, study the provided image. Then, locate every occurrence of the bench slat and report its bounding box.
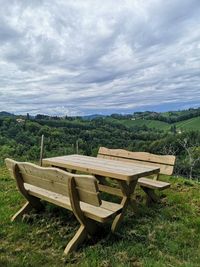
[138,178,170,190]
[21,172,69,196]
[98,147,176,165]
[98,154,174,175]
[17,162,101,207]
[98,147,176,175]
[24,184,122,223]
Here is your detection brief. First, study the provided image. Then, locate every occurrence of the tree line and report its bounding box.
[0,115,199,179]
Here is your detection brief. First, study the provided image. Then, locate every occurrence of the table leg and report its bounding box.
[111,179,137,233]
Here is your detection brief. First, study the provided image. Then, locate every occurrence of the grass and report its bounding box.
[105,118,170,131]
[176,117,200,131]
[1,164,200,267]
[105,116,200,132]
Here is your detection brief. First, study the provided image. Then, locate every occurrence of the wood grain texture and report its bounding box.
[138,177,170,190]
[43,154,160,181]
[5,158,124,254]
[98,147,175,175]
[13,161,101,207]
[96,147,174,207]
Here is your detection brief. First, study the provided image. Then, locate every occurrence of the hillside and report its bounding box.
[0,107,199,178]
[0,107,200,265]
[1,165,200,266]
[0,111,14,117]
[105,117,170,131]
[105,116,200,131]
[176,116,200,131]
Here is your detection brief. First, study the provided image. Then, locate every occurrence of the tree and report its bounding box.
[179,138,200,179]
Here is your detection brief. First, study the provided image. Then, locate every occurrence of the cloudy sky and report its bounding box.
[0,0,200,116]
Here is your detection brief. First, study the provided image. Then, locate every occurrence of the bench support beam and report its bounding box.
[11,202,32,222]
[64,225,87,254]
[140,186,159,206]
[111,179,137,233]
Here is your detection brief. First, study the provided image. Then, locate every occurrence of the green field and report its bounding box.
[106,116,200,132]
[1,164,200,267]
[176,117,200,131]
[105,117,170,131]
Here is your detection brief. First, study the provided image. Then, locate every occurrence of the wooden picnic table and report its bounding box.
[43,154,160,232]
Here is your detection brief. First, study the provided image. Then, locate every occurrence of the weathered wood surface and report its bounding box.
[5,158,123,255]
[42,154,160,181]
[42,154,160,228]
[98,147,176,175]
[138,177,170,190]
[97,147,175,205]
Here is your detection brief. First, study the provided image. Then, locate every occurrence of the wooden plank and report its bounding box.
[43,154,157,173]
[98,184,123,196]
[68,176,86,225]
[74,175,101,207]
[19,162,99,191]
[21,173,69,196]
[24,184,122,223]
[73,175,99,193]
[72,155,156,172]
[43,155,160,181]
[64,225,87,255]
[19,163,101,202]
[98,147,176,166]
[5,158,44,211]
[45,155,145,174]
[20,163,99,192]
[24,183,72,210]
[138,178,170,190]
[19,163,69,184]
[5,158,16,179]
[11,202,33,222]
[76,187,101,207]
[98,154,173,175]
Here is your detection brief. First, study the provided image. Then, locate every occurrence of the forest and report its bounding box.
[0,107,200,179]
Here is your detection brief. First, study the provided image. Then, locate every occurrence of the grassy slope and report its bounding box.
[105,118,170,131]
[105,117,200,131]
[1,165,200,267]
[176,117,200,131]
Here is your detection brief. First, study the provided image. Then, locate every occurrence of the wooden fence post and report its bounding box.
[40,135,44,166]
[76,140,79,154]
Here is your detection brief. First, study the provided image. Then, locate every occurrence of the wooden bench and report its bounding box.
[97,147,176,205]
[5,158,123,254]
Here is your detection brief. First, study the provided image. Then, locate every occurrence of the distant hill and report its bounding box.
[105,116,200,131]
[82,114,106,120]
[0,111,14,117]
[0,107,199,131]
[176,116,200,131]
[133,107,200,123]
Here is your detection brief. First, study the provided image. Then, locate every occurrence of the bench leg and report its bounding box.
[140,186,159,206]
[64,218,98,255]
[11,198,44,222]
[64,225,87,255]
[111,196,129,233]
[11,202,33,222]
[111,180,137,233]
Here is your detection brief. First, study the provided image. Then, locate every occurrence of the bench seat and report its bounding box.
[6,158,124,255]
[138,178,170,190]
[97,147,176,205]
[25,183,123,223]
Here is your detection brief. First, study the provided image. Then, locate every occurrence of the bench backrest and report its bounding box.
[5,158,101,207]
[97,147,176,175]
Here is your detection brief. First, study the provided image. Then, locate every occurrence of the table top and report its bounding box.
[43,154,160,182]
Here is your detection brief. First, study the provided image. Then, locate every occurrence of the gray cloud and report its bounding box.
[0,0,200,116]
